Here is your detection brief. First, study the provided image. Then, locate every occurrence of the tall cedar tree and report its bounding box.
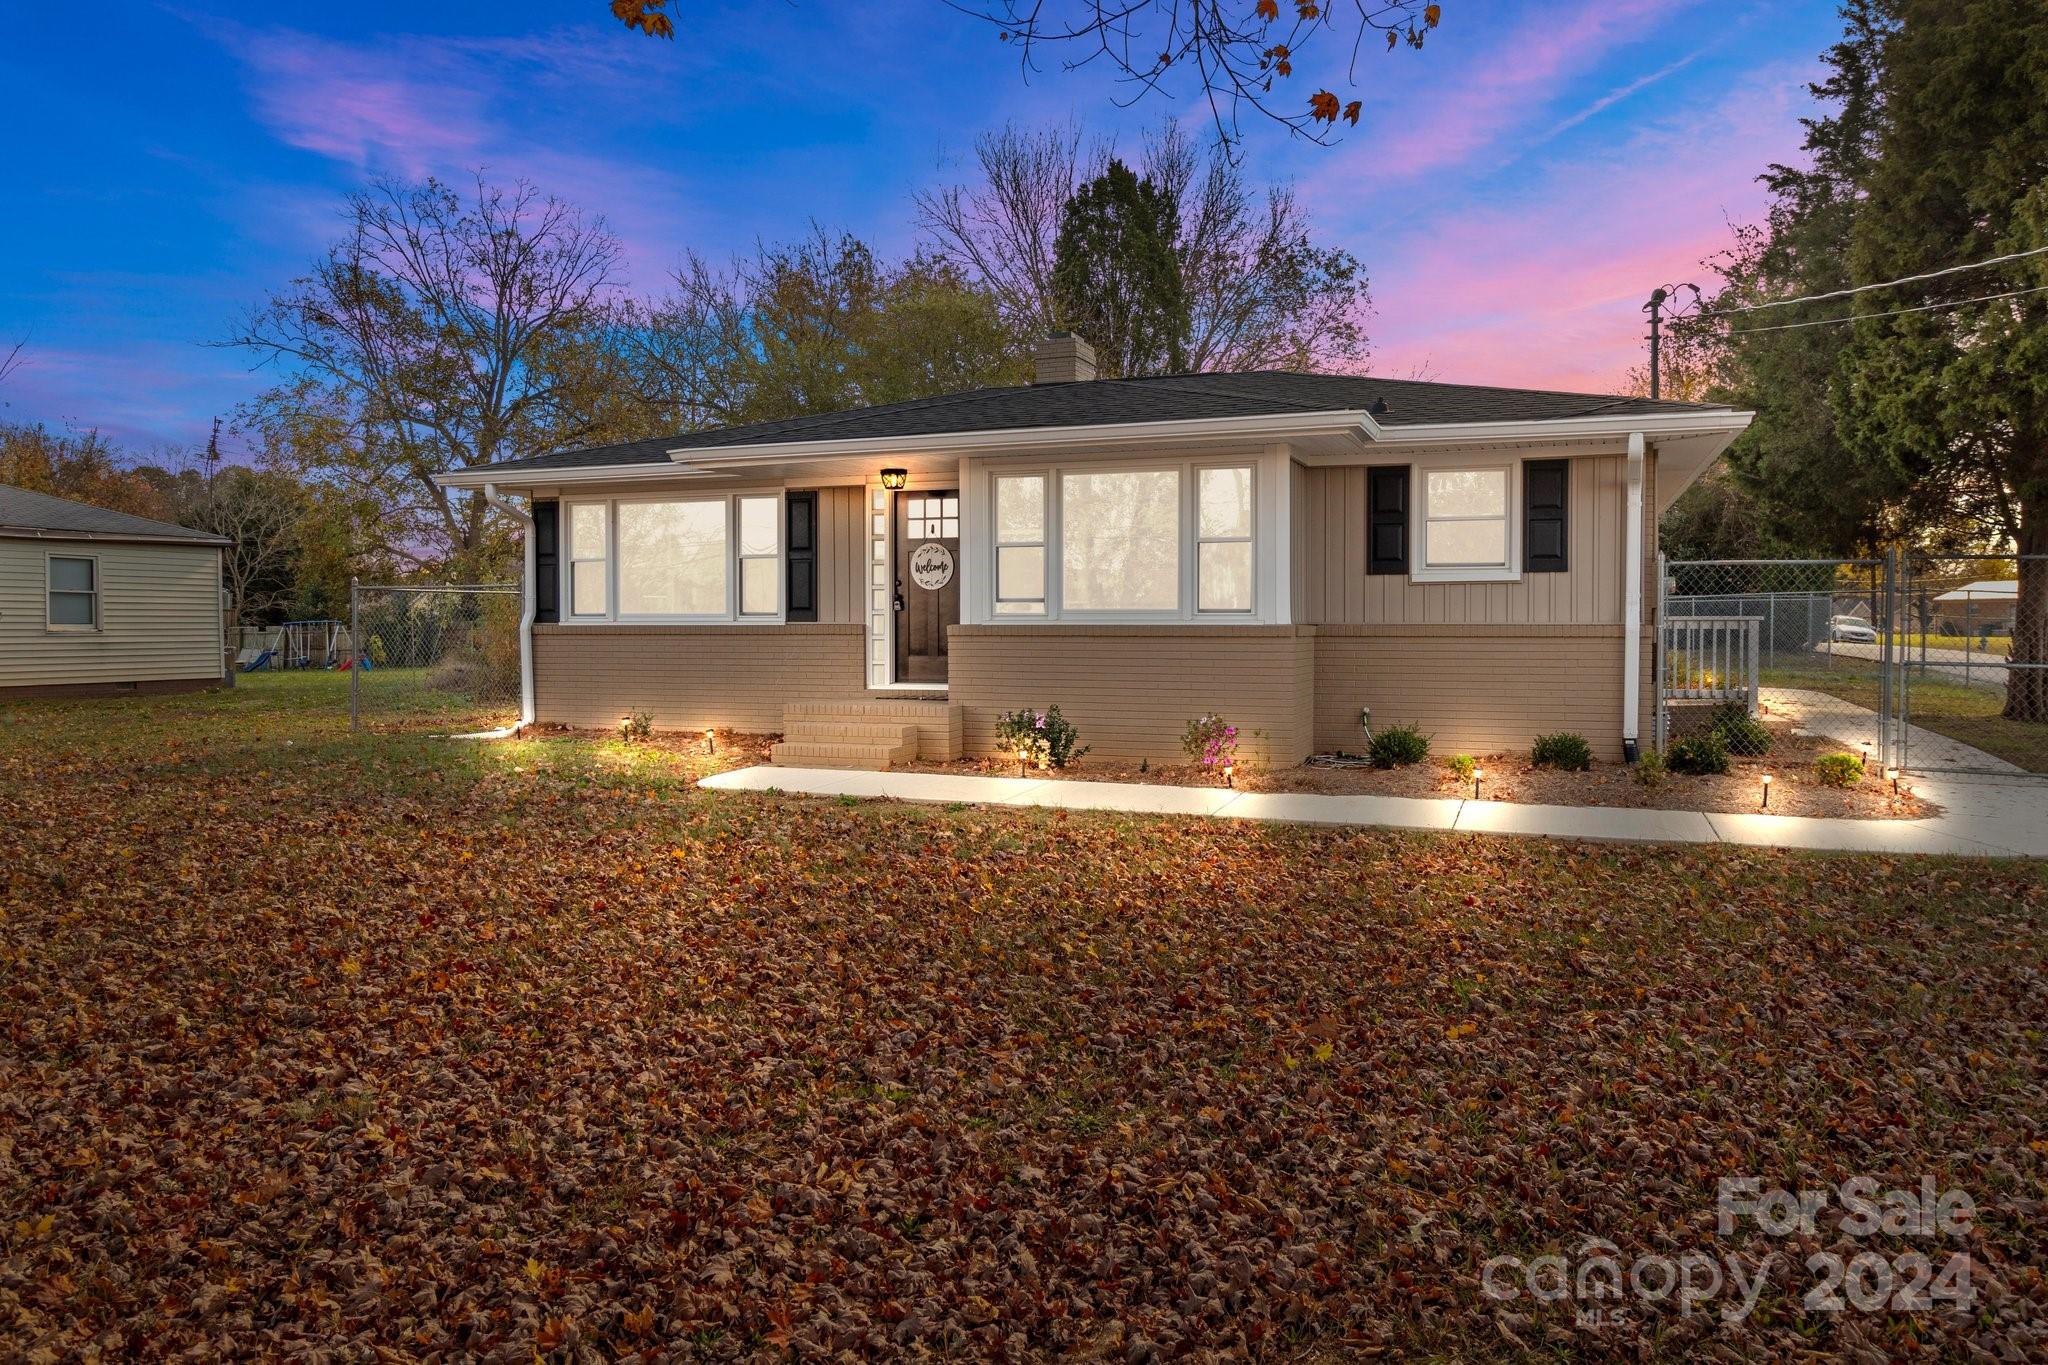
[1836,0,2048,720]
[1051,160,1189,378]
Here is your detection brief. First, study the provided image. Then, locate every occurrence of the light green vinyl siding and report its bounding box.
[0,539,222,687]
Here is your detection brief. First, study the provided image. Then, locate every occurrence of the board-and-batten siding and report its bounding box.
[810,485,868,626]
[0,539,222,687]
[1295,453,1635,626]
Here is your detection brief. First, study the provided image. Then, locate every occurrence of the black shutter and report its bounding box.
[1367,466,1410,575]
[1523,459,1569,573]
[532,499,560,623]
[785,491,818,621]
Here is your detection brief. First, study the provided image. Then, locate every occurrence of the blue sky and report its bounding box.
[0,1,1848,455]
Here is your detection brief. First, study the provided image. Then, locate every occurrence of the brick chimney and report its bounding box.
[1034,331,1097,384]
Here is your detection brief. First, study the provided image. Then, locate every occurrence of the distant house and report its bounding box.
[436,334,1752,768]
[0,483,230,697]
[1931,580,2016,636]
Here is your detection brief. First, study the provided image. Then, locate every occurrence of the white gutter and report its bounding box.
[481,482,536,730]
[1622,432,1646,762]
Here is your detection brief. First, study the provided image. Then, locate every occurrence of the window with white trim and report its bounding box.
[1421,467,1511,574]
[992,474,1045,615]
[1061,468,1180,612]
[47,554,97,629]
[568,503,609,617]
[618,499,726,616]
[737,495,779,616]
[1196,465,1254,613]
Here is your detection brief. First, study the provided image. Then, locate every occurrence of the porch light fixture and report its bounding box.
[1760,773,1773,810]
[879,468,908,491]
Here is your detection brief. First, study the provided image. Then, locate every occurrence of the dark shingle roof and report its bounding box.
[0,483,230,544]
[465,369,1738,476]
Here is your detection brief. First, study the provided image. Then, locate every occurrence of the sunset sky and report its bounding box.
[1,1,1846,455]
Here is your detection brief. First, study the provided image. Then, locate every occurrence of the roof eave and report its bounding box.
[0,526,232,547]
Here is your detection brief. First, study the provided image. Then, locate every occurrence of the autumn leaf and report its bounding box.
[1308,90,1342,123]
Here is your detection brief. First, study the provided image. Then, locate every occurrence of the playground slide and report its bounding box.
[239,649,275,673]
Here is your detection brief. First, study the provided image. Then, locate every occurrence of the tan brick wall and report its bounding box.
[533,624,864,732]
[949,625,1317,766]
[1313,625,1651,762]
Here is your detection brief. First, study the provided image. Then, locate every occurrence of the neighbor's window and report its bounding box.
[737,495,780,617]
[1061,468,1180,612]
[617,499,727,616]
[993,474,1046,615]
[47,555,98,629]
[1422,467,1510,572]
[568,503,609,617]
[1196,466,1254,612]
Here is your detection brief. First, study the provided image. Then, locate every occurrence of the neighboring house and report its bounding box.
[1931,580,2016,636]
[437,335,1753,768]
[0,483,230,698]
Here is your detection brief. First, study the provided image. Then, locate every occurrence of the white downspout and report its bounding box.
[1621,432,1645,762]
[482,482,536,731]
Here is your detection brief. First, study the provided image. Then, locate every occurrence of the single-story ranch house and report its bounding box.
[438,335,1753,768]
[0,483,230,698]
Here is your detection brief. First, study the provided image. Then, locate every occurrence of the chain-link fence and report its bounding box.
[1897,554,2048,776]
[1659,558,1897,770]
[348,583,522,734]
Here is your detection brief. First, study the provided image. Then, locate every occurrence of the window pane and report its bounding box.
[738,496,778,557]
[49,557,94,592]
[995,476,1045,542]
[740,556,779,615]
[1198,467,1252,539]
[1061,469,1180,611]
[1198,541,1253,612]
[571,561,606,616]
[618,500,727,615]
[49,591,94,626]
[1426,468,1507,519]
[570,503,607,558]
[996,545,1044,603]
[1427,518,1507,567]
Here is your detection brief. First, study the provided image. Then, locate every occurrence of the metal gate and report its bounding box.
[1895,554,2046,778]
[347,581,521,734]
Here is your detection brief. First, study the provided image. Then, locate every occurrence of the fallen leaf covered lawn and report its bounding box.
[2,678,2045,1360]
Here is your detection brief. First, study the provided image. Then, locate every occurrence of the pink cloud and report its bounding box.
[1359,59,1817,394]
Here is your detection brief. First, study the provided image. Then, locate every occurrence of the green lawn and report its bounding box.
[2,675,2044,1359]
[1763,662,2048,773]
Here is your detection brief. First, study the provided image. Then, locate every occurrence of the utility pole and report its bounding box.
[1642,284,1700,400]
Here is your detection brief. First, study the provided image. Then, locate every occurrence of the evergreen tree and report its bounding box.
[1836,0,2048,720]
[1050,159,1188,377]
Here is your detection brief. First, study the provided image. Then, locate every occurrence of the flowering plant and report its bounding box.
[1181,713,1240,769]
[994,705,1088,769]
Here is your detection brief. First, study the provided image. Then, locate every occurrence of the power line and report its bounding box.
[1697,243,2048,318]
[1726,283,2048,335]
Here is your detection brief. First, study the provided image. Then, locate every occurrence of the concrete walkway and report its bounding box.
[700,765,2046,859]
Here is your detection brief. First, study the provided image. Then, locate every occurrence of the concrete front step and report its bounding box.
[782,719,922,745]
[769,738,918,770]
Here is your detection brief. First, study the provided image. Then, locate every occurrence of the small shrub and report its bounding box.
[1445,753,1476,783]
[1710,704,1773,757]
[1367,722,1431,768]
[1666,733,1730,775]
[1634,749,1667,786]
[619,711,652,742]
[1181,713,1240,770]
[367,634,390,667]
[1531,732,1593,771]
[1813,752,1865,788]
[994,705,1089,769]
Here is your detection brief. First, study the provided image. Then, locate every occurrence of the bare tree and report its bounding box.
[187,465,304,625]
[920,120,1369,373]
[225,175,625,574]
[0,338,24,391]
[946,1,1445,151]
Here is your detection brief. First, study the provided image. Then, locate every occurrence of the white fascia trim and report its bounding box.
[435,462,723,490]
[1364,408,1754,446]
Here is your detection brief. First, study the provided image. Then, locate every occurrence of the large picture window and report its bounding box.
[564,493,784,621]
[1421,467,1511,575]
[1061,468,1180,612]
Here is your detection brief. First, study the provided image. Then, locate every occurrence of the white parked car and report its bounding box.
[1829,615,1878,644]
